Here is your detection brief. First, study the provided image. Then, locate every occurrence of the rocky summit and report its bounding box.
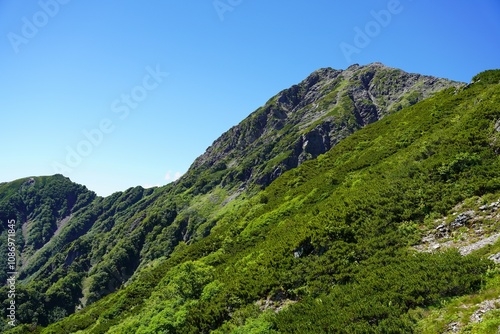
[190,62,462,191]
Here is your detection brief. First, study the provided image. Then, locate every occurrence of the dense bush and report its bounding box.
[33,71,500,333]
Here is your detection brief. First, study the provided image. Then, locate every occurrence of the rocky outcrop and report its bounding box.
[489,252,500,264]
[415,198,500,257]
[469,298,500,323]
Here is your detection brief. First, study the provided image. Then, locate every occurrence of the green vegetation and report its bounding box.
[1,67,499,333]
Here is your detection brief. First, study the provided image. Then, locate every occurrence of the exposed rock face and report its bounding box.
[189,63,463,191]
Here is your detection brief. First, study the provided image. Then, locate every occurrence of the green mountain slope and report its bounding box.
[1,66,498,333]
[0,62,462,330]
[12,69,498,333]
[0,176,95,284]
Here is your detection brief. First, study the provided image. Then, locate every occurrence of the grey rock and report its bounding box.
[435,223,450,238]
[436,223,447,231]
[451,210,475,228]
[293,247,303,258]
[479,201,499,211]
[489,252,500,264]
[447,322,460,333]
[469,298,500,323]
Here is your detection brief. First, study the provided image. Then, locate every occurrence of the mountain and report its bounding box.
[188,62,461,191]
[1,65,499,333]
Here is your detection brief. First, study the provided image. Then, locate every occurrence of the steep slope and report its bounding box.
[0,175,95,284]
[0,177,158,326]
[0,63,465,330]
[24,70,500,333]
[189,62,462,191]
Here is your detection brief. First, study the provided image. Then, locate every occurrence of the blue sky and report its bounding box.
[1,0,499,196]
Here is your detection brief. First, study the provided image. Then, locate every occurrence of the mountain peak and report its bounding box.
[188,64,463,193]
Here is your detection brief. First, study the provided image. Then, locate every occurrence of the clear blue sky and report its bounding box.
[1,0,499,196]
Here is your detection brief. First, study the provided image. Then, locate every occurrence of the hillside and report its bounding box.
[0,63,460,325]
[2,66,500,333]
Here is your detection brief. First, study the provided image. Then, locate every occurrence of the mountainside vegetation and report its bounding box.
[1,66,500,333]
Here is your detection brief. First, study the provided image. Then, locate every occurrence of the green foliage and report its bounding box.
[275,250,488,333]
[36,69,499,333]
[104,261,215,333]
[2,68,500,333]
[472,69,500,85]
[437,152,481,181]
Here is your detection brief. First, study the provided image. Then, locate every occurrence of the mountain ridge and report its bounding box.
[2,65,499,333]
